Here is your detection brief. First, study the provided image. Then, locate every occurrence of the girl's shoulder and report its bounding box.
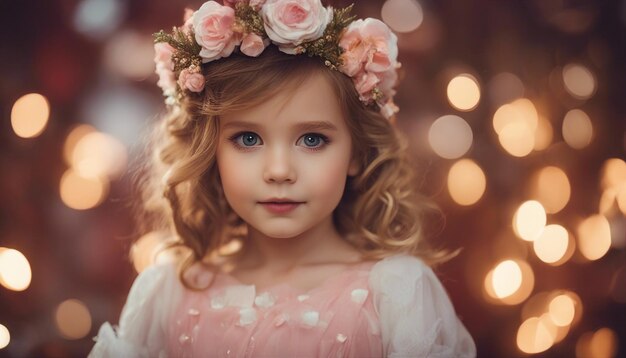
[369,253,434,290]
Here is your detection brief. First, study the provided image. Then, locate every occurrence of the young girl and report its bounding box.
[90,1,476,356]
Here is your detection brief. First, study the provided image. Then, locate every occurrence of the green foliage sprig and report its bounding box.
[301,4,356,70]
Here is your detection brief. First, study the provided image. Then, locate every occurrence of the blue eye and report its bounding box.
[298,133,328,148]
[232,132,261,147]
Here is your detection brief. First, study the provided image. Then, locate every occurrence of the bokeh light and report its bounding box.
[493,260,522,298]
[513,200,547,242]
[54,299,92,340]
[484,259,535,305]
[71,131,128,180]
[616,185,626,216]
[103,30,155,80]
[447,159,486,206]
[63,124,97,166]
[381,0,424,33]
[0,324,9,349]
[59,169,109,210]
[0,248,32,291]
[533,224,570,265]
[548,294,576,327]
[562,64,597,100]
[601,158,626,190]
[522,290,583,329]
[577,214,612,261]
[10,93,50,139]
[534,115,554,151]
[428,115,473,159]
[562,109,593,149]
[576,328,618,358]
[517,316,555,354]
[530,166,571,214]
[493,98,540,157]
[493,98,539,135]
[446,74,481,111]
[73,0,125,40]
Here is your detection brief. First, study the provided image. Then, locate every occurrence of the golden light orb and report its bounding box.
[548,294,576,327]
[577,214,612,261]
[617,185,626,216]
[10,93,50,138]
[531,166,571,214]
[587,328,618,358]
[447,159,486,206]
[492,260,522,298]
[513,200,547,242]
[562,64,596,100]
[562,109,593,149]
[534,115,554,151]
[498,121,535,157]
[59,169,109,210]
[63,124,97,166]
[54,299,92,340]
[517,316,555,354]
[447,74,481,111]
[0,248,32,291]
[0,324,9,349]
[533,224,570,264]
[484,259,534,305]
[71,131,128,180]
[493,98,538,135]
[601,158,626,190]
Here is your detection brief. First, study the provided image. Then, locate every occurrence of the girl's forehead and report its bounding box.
[220,75,345,128]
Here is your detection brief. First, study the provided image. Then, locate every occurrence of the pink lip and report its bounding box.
[258,199,304,214]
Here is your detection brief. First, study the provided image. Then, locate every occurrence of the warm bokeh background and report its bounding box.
[1,0,625,357]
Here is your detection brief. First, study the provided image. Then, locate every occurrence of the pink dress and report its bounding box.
[89,255,476,357]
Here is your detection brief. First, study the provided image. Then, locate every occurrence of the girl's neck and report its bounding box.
[233,217,362,274]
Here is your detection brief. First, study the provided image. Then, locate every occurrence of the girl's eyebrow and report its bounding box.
[222,120,338,132]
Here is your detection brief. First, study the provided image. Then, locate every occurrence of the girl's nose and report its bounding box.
[263,147,296,183]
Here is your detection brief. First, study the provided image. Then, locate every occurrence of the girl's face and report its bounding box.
[216,74,359,240]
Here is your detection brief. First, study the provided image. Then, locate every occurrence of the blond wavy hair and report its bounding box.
[132,47,454,289]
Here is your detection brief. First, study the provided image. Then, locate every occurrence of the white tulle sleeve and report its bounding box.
[88,263,180,358]
[370,255,477,358]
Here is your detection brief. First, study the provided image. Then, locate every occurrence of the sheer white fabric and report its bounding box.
[89,254,476,357]
[88,263,180,358]
[370,255,476,357]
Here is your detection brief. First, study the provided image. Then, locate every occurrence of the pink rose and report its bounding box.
[354,71,381,102]
[339,18,398,76]
[156,65,176,95]
[261,0,332,54]
[178,69,206,93]
[192,1,241,62]
[154,43,176,94]
[154,42,175,70]
[240,33,269,57]
[380,99,399,120]
[378,65,399,100]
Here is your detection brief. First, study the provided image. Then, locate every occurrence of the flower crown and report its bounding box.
[153,0,401,120]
